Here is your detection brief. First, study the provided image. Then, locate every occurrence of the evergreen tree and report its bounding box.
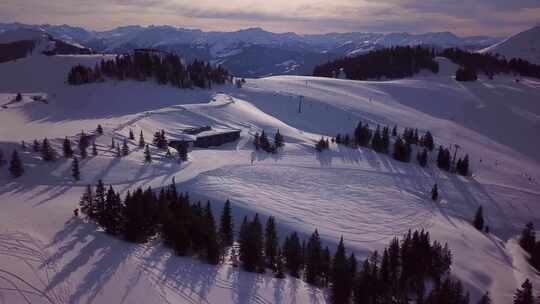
[9,150,24,178]
[283,232,303,277]
[72,157,80,181]
[33,139,40,152]
[513,279,534,304]
[139,130,146,148]
[129,129,135,140]
[116,143,121,157]
[331,237,351,304]
[94,180,107,226]
[144,144,152,163]
[432,184,439,201]
[92,142,98,156]
[63,137,74,158]
[274,129,284,149]
[457,154,470,176]
[96,124,104,135]
[477,292,491,304]
[204,201,220,264]
[423,131,434,151]
[382,126,390,153]
[41,138,56,161]
[219,199,234,248]
[392,125,398,136]
[372,125,383,152]
[103,185,123,235]
[122,139,129,156]
[393,137,411,162]
[473,206,484,231]
[79,184,94,217]
[530,242,540,271]
[305,229,322,285]
[111,137,115,149]
[275,248,285,279]
[417,148,428,167]
[265,216,279,270]
[519,222,536,254]
[15,92,22,102]
[253,132,260,150]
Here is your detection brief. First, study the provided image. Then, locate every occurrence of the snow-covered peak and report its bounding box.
[480,24,540,64]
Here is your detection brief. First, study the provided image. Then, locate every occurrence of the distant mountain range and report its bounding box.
[0,22,505,77]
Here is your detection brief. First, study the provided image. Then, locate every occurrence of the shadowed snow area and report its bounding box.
[0,54,539,303]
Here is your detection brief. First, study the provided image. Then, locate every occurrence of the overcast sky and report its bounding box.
[0,0,539,36]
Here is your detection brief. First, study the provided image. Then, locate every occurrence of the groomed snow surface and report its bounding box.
[0,54,539,303]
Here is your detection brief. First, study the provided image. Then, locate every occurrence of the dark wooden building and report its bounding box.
[169,126,241,150]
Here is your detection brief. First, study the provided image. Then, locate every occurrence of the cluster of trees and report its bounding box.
[519,222,540,272]
[80,181,227,264]
[455,66,478,82]
[1,149,24,178]
[436,146,469,176]
[512,278,540,304]
[315,137,330,152]
[315,46,540,83]
[67,52,231,89]
[313,46,439,80]
[79,180,473,303]
[254,130,283,153]
[441,48,540,80]
[332,121,435,167]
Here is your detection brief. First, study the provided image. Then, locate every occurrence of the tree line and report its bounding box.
[67,51,231,89]
[314,46,540,82]
[313,46,439,80]
[78,180,481,304]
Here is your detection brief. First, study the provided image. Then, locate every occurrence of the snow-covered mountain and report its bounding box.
[0,23,503,77]
[0,50,539,303]
[0,27,93,63]
[480,25,540,64]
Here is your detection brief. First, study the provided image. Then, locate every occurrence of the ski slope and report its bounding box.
[0,53,539,303]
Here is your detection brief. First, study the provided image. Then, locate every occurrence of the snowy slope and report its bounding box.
[0,53,539,303]
[480,25,540,64]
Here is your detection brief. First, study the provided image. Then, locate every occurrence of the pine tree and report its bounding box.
[177,143,188,162]
[283,232,303,277]
[372,126,383,152]
[204,201,220,264]
[265,216,279,271]
[274,129,284,149]
[305,229,322,285]
[92,142,98,156]
[33,139,40,152]
[111,137,115,149]
[139,130,145,148]
[41,138,56,161]
[331,237,351,304]
[253,132,260,150]
[103,185,123,235]
[144,144,152,163]
[457,154,470,176]
[129,129,135,140]
[94,180,107,226]
[423,131,434,151]
[96,124,104,135]
[122,139,129,156]
[473,206,484,231]
[72,157,80,181]
[63,137,74,158]
[80,184,94,217]
[382,126,390,153]
[9,150,24,178]
[219,199,234,248]
[513,279,534,304]
[275,248,285,279]
[519,222,536,254]
[431,184,439,201]
[477,292,491,304]
[417,148,428,167]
